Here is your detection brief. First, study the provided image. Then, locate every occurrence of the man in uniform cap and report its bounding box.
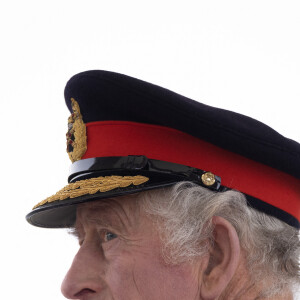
[27,70,300,299]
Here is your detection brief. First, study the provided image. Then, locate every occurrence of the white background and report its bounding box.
[0,1,299,299]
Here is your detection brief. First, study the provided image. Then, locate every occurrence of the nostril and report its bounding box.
[74,288,96,298]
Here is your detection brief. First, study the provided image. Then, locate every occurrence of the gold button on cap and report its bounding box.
[201,172,216,186]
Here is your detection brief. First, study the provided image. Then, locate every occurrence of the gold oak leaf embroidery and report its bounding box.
[33,175,149,209]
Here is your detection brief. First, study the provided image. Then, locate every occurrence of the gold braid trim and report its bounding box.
[33,175,149,209]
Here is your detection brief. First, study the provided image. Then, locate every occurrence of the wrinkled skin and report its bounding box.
[61,196,204,300]
[61,195,294,300]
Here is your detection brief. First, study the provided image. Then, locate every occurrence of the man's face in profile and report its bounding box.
[61,196,202,299]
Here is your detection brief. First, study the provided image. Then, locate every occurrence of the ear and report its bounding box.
[200,216,241,300]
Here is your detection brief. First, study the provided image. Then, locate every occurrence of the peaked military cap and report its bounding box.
[26,70,300,228]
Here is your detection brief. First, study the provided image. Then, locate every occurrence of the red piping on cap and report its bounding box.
[82,121,300,222]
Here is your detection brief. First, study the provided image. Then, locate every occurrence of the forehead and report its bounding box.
[75,194,142,227]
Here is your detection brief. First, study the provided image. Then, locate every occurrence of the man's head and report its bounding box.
[26,70,300,299]
[61,183,299,299]
[61,186,205,299]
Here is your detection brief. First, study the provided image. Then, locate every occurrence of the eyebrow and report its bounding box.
[88,215,126,233]
[88,201,133,229]
[70,198,137,241]
[68,227,80,241]
[69,212,127,239]
[68,217,124,246]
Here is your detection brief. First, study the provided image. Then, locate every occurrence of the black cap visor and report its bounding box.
[26,156,221,228]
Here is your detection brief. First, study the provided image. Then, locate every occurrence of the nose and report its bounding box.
[61,242,105,299]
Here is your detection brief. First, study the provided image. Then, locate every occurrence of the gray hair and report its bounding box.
[140,182,300,298]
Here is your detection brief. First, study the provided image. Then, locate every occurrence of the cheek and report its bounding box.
[104,249,199,300]
[131,260,199,299]
[104,250,144,299]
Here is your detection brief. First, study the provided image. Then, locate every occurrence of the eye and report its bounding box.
[105,231,118,242]
[100,230,118,243]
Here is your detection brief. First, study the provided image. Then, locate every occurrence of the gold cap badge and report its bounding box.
[66,98,87,162]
